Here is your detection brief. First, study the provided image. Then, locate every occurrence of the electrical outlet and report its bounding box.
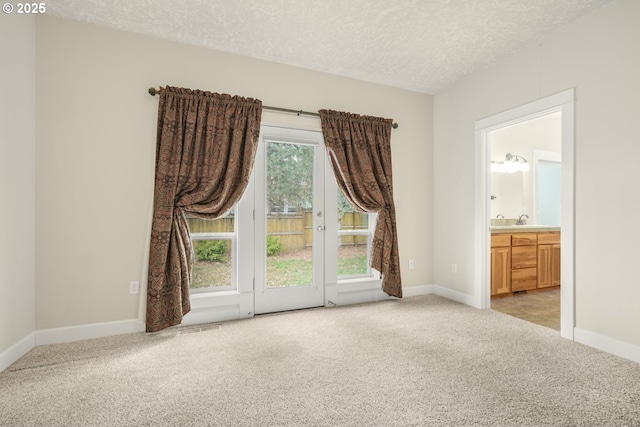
[408,259,414,270]
[129,281,139,294]
[451,264,458,273]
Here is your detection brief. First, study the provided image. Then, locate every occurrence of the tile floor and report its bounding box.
[490,287,560,331]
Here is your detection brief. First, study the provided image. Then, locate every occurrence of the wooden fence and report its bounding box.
[186,210,368,253]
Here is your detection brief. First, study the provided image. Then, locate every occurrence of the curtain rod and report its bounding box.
[148,87,398,129]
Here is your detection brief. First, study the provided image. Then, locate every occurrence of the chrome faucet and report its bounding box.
[516,214,529,225]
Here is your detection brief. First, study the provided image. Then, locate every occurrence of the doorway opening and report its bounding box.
[488,112,561,330]
[475,89,575,340]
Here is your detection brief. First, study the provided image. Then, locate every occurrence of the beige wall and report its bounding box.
[0,14,36,355]
[434,0,640,347]
[34,15,433,330]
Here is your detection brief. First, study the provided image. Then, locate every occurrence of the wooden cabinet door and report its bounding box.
[491,247,511,295]
[538,243,561,288]
[551,244,561,286]
[537,244,552,288]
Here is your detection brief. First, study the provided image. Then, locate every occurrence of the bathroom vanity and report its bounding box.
[490,226,560,296]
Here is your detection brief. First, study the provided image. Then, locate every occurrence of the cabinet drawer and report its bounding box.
[491,234,511,247]
[511,233,538,246]
[512,246,536,269]
[538,232,560,245]
[512,267,537,291]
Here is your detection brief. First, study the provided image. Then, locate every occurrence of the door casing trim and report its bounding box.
[474,88,575,340]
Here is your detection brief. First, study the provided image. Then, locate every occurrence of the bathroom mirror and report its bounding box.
[489,112,561,225]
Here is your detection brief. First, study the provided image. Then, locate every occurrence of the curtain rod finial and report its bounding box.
[148,87,159,96]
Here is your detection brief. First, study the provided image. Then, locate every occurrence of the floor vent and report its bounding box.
[175,323,222,335]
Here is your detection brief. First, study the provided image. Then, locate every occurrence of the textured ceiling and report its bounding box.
[45,0,613,94]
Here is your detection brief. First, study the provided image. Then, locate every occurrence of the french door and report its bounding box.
[253,126,325,314]
[184,124,378,325]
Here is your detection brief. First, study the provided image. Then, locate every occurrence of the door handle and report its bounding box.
[317,226,325,231]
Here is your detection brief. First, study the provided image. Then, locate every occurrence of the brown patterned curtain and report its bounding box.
[147,86,262,332]
[318,109,402,298]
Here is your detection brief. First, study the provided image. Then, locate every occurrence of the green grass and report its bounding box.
[267,258,313,287]
[190,246,368,290]
[338,254,368,277]
[191,260,231,289]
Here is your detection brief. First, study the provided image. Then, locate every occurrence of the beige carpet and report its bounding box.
[1,295,639,426]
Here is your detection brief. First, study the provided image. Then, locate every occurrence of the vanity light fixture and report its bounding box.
[491,153,530,173]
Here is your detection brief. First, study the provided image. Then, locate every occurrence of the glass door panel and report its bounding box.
[266,141,315,288]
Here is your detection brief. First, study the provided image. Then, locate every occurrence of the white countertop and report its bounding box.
[491,225,561,233]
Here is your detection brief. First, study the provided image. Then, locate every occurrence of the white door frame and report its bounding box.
[474,88,575,340]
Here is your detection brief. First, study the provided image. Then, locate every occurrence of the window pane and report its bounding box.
[191,239,232,289]
[337,243,369,276]
[338,191,371,278]
[338,191,368,229]
[186,209,236,291]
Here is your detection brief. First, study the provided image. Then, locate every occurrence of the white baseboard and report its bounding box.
[402,284,434,297]
[35,319,145,346]
[0,332,35,372]
[433,285,479,307]
[574,327,640,364]
[401,284,476,306]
